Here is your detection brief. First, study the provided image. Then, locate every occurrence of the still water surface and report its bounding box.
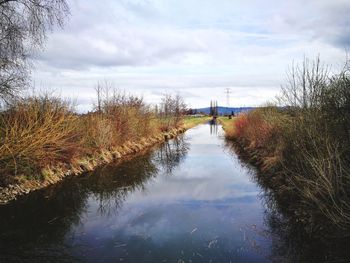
[0,124,273,262]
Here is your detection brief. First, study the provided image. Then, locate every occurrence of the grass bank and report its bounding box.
[224,58,350,238]
[0,93,208,204]
[217,117,236,138]
[183,116,211,129]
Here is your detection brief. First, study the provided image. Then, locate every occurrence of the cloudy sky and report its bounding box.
[32,0,350,111]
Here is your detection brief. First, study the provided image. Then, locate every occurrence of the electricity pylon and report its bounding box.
[225,88,232,108]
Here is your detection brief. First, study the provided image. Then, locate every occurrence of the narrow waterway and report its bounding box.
[0,123,273,262]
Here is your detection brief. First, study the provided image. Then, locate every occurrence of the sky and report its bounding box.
[32,0,350,111]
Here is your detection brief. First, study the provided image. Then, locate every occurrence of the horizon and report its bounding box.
[31,0,349,111]
[1,1,350,261]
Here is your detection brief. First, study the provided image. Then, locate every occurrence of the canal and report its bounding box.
[0,124,273,262]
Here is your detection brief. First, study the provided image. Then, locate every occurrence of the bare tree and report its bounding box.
[279,56,329,109]
[0,0,70,103]
[94,81,109,113]
[159,94,186,130]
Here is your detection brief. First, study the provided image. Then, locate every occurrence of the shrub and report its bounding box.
[279,58,350,230]
[233,113,248,139]
[0,84,186,187]
[232,108,286,168]
[230,57,350,234]
[79,113,115,151]
[0,96,79,184]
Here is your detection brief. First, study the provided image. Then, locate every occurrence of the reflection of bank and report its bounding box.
[262,191,350,263]
[223,139,350,263]
[0,134,191,263]
[210,118,218,135]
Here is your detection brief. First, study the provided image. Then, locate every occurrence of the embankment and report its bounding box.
[0,126,189,204]
[222,107,350,238]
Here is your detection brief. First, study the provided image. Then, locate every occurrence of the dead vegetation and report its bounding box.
[0,85,189,188]
[226,57,350,236]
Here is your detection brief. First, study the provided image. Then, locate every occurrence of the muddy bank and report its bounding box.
[0,127,186,204]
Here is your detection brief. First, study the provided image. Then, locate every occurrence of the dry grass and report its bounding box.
[218,117,236,139]
[225,108,287,169]
[225,58,350,236]
[0,93,191,187]
[228,106,350,234]
[0,96,79,184]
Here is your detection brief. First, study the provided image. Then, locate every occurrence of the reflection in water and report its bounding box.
[2,124,347,262]
[155,136,189,175]
[262,191,350,263]
[6,124,339,262]
[0,179,87,262]
[224,139,350,263]
[0,137,189,262]
[209,118,218,135]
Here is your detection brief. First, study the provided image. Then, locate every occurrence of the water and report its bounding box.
[0,124,272,262]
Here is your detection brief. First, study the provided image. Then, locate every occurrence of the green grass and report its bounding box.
[182,116,211,129]
[217,117,236,138]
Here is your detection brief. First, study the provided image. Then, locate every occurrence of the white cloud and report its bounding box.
[31,0,350,111]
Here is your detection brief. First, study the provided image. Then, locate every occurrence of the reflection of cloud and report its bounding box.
[78,199,268,262]
[126,173,259,203]
[67,125,269,261]
[0,124,267,262]
[124,127,260,203]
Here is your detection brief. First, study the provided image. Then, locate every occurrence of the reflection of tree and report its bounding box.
[209,119,218,135]
[0,135,190,262]
[90,153,159,216]
[0,180,88,262]
[155,135,189,175]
